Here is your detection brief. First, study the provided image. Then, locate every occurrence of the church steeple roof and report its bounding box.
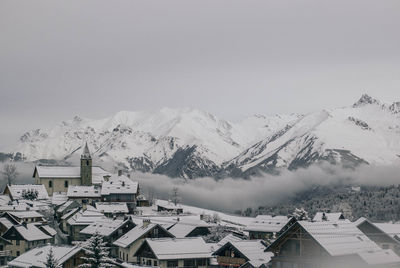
[81,142,91,159]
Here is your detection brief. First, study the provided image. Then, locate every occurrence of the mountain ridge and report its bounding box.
[4,94,400,179]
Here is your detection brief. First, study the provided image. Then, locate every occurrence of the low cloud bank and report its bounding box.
[134,164,400,213]
[1,161,400,213]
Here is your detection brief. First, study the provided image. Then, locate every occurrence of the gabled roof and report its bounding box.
[0,216,15,229]
[217,234,244,247]
[214,240,271,263]
[8,245,82,268]
[67,207,105,226]
[245,215,293,233]
[8,211,44,220]
[156,200,182,210]
[143,237,212,260]
[168,219,210,238]
[80,218,132,237]
[5,184,49,200]
[113,223,174,248]
[51,192,68,206]
[267,220,400,265]
[313,212,345,222]
[61,207,80,220]
[67,185,101,198]
[374,223,400,240]
[95,202,129,214]
[101,175,138,196]
[33,165,111,180]
[5,223,52,241]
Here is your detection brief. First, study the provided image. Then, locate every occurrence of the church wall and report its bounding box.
[39,177,82,196]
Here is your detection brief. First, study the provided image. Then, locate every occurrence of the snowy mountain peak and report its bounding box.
[353,94,382,108]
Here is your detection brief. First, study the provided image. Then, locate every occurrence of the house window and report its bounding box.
[196,259,206,266]
[146,260,152,266]
[154,261,158,266]
[167,260,178,267]
[16,251,20,256]
[0,245,3,250]
[49,181,53,188]
[16,240,20,246]
[65,181,68,188]
[184,259,194,267]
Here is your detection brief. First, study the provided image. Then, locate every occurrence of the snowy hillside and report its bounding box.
[10,107,299,178]
[6,94,400,179]
[225,94,400,177]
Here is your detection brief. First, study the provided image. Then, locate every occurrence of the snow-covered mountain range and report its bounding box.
[4,94,400,179]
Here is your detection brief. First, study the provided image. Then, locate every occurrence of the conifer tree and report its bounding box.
[79,232,112,268]
[45,247,59,268]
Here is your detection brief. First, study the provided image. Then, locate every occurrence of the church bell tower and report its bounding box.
[81,142,92,186]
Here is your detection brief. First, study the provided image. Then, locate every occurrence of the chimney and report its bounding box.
[118,170,123,176]
[143,219,151,228]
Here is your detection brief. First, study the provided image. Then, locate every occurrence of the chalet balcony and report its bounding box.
[216,256,246,267]
[0,250,11,257]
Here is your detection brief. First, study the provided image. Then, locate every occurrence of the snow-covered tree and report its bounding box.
[293,207,310,221]
[171,187,181,206]
[79,232,112,268]
[22,189,39,200]
[1,163,18,185]
[45,247,59,268]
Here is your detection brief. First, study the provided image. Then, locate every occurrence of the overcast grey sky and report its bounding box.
[1,0,400,149]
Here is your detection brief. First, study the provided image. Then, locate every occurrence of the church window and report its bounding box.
[86,160,89,166]
[49,181,53,188]
[64,181,68,188]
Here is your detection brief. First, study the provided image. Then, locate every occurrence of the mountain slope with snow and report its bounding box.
[6,94,400,179]
[225,94,400,177]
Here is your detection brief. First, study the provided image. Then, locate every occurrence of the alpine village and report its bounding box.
[0,144,399,268]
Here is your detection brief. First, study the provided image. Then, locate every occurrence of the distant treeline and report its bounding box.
[236,184,400,222]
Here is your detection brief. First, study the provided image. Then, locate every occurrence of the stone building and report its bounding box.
[33,143,111,195]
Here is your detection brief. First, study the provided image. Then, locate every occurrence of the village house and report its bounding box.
[3,185,49,201]
[134,237,212,268]
[113,220,175,263]
[0,236,12,265]
[66,206,106,242]
[4,211,46,224]
[355,217,400,255]
[213,240,272,268]
[95,202,129,217]
[33,143,111,195]
[266,220,400,268]
[59,207,80,234]
[8,244,85,268]
[101,173,138,213]
[245,215,296,241]
[55,200,80,219]
[2,222,53,258]
[51,192,68,206]
[67,185,102,204]
[156,200,183,215]
[167,218,211,238]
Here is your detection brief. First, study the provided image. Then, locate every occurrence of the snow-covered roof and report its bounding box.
[156,200,183,210]
[313,212,345,222]
[276,220,400,265]
[217,234,244,247]
[61,207,80,220]
[6,184,49,200]
[0,194,11,204]
[101,175,138,196]
[216,240,272,266]
[8,210,44,220]
[145,237,212,260]
[51,192,68,206]
[38,224,57,236]
[168,219,210,238]
[80,218,130,237]
[8,245,82,268]
[67,207,105,226]
[57,200,77,213]
[34,165,111,179]
[67,185,101,198]
[245,215,292,233]
[0,216,15,229]
[374,223,400,240]
[95,202,129,214]
[11,223,52,241]
[113,223,171,248]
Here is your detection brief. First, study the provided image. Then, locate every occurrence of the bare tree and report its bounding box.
[171,187,181,206]
[1,163,18,185]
